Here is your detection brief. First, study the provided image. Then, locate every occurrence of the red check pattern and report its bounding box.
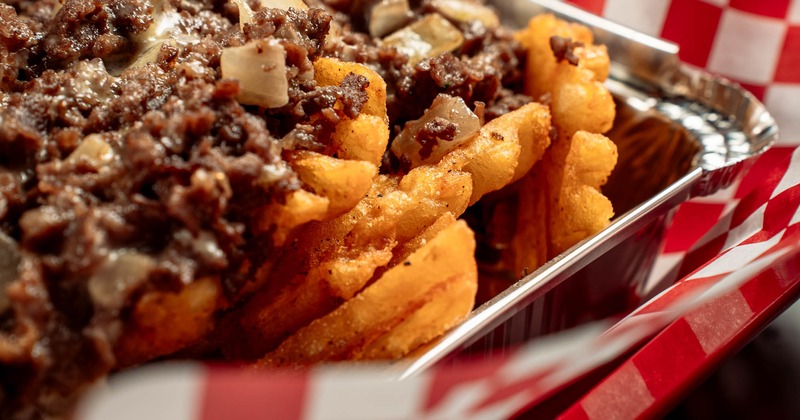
[73,2,800,419]
[568,0,800,139]
[561,0,800,417]
[72,149,800,420]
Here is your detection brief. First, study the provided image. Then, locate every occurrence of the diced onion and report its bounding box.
[68,60,115,102]
[430,0,500,29]
[127,39,176,71]
[0,232,19,314]
[382,13,464,65]
[391,94,481,168]
[67,134,116,166]
[231,0,256,29]
[233,0,309,31]
[122,1,193,73]
[259,0,308,10]
[88,252,156,311]
[367,0,412,38]
[221,39,290,109]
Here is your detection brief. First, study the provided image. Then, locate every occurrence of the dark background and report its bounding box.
[668,300,800,419]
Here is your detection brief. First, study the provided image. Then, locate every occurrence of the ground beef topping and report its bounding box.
[416,117,457,161]
[0,1,357,416]
[549,35,583,65]
[0,0,540,417]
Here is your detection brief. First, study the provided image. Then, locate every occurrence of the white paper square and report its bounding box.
[765,84,800,146]
[789,0,800,23]
[307,369,429,420]
[690,230,784,279]
[708,9,787,84]
[75,364,204,420]
[772,147,800,198]
[685,290,752,354]
[602,0,672,37]
[723,203,765,249]
[791,204,800,225]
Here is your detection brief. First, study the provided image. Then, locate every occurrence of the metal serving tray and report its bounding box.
[397,0,777,377]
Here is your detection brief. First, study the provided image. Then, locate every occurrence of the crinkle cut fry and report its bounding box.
[543,130,617,258]
[257,59,389,246]
[115,59,389,366]
[502,14,618,275]
[114,277,221,367]
[220,104,551,360]
[257,220,477,367]
[518,14,604,96]
[219,168,474,359]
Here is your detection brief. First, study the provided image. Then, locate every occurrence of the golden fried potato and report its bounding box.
[257,220,477,366]
[289,151,378,217]
[517,13,596,99]
[509,103,551,183]
[496,130,617,277]
[546,131,617,255]
[220,100,550,360]
[577,44,610,83]
[114,277,221,367]
[488,14,616,276]
[442,103,552,204]
[394,165,474,240]
[387,212,457,268]
[109,35,399,377]
[328,114,390,166]
[360,263,476,360]
[219,245,395,360]
[550,61,615,138]
[250,59,391,248]
[315,57,390,166]
[517,14,614,138]
[507,167,550,275]
[256,189,330,246]
[510,130,617,266]
[219,168,473,359]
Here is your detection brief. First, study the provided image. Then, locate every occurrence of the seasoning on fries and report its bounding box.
[0,0,616,417]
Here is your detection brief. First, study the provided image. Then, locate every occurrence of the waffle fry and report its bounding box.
[220,103,550,359]
[258,221,477,366]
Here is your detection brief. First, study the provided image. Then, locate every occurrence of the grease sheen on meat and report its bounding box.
[0,0,532,417]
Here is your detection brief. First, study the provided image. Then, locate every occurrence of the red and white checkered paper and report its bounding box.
[74,1,800,419]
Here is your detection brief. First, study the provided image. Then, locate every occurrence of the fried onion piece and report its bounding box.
[257,220,477,366]
[114,277,221,367]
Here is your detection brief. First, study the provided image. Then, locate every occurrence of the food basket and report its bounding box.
[74,1,800,419]
[398,0,776,375]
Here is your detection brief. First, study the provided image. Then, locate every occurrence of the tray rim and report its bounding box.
[396,0,778,378]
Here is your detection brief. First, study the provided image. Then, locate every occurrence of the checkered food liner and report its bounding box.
[73,1,800,418]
